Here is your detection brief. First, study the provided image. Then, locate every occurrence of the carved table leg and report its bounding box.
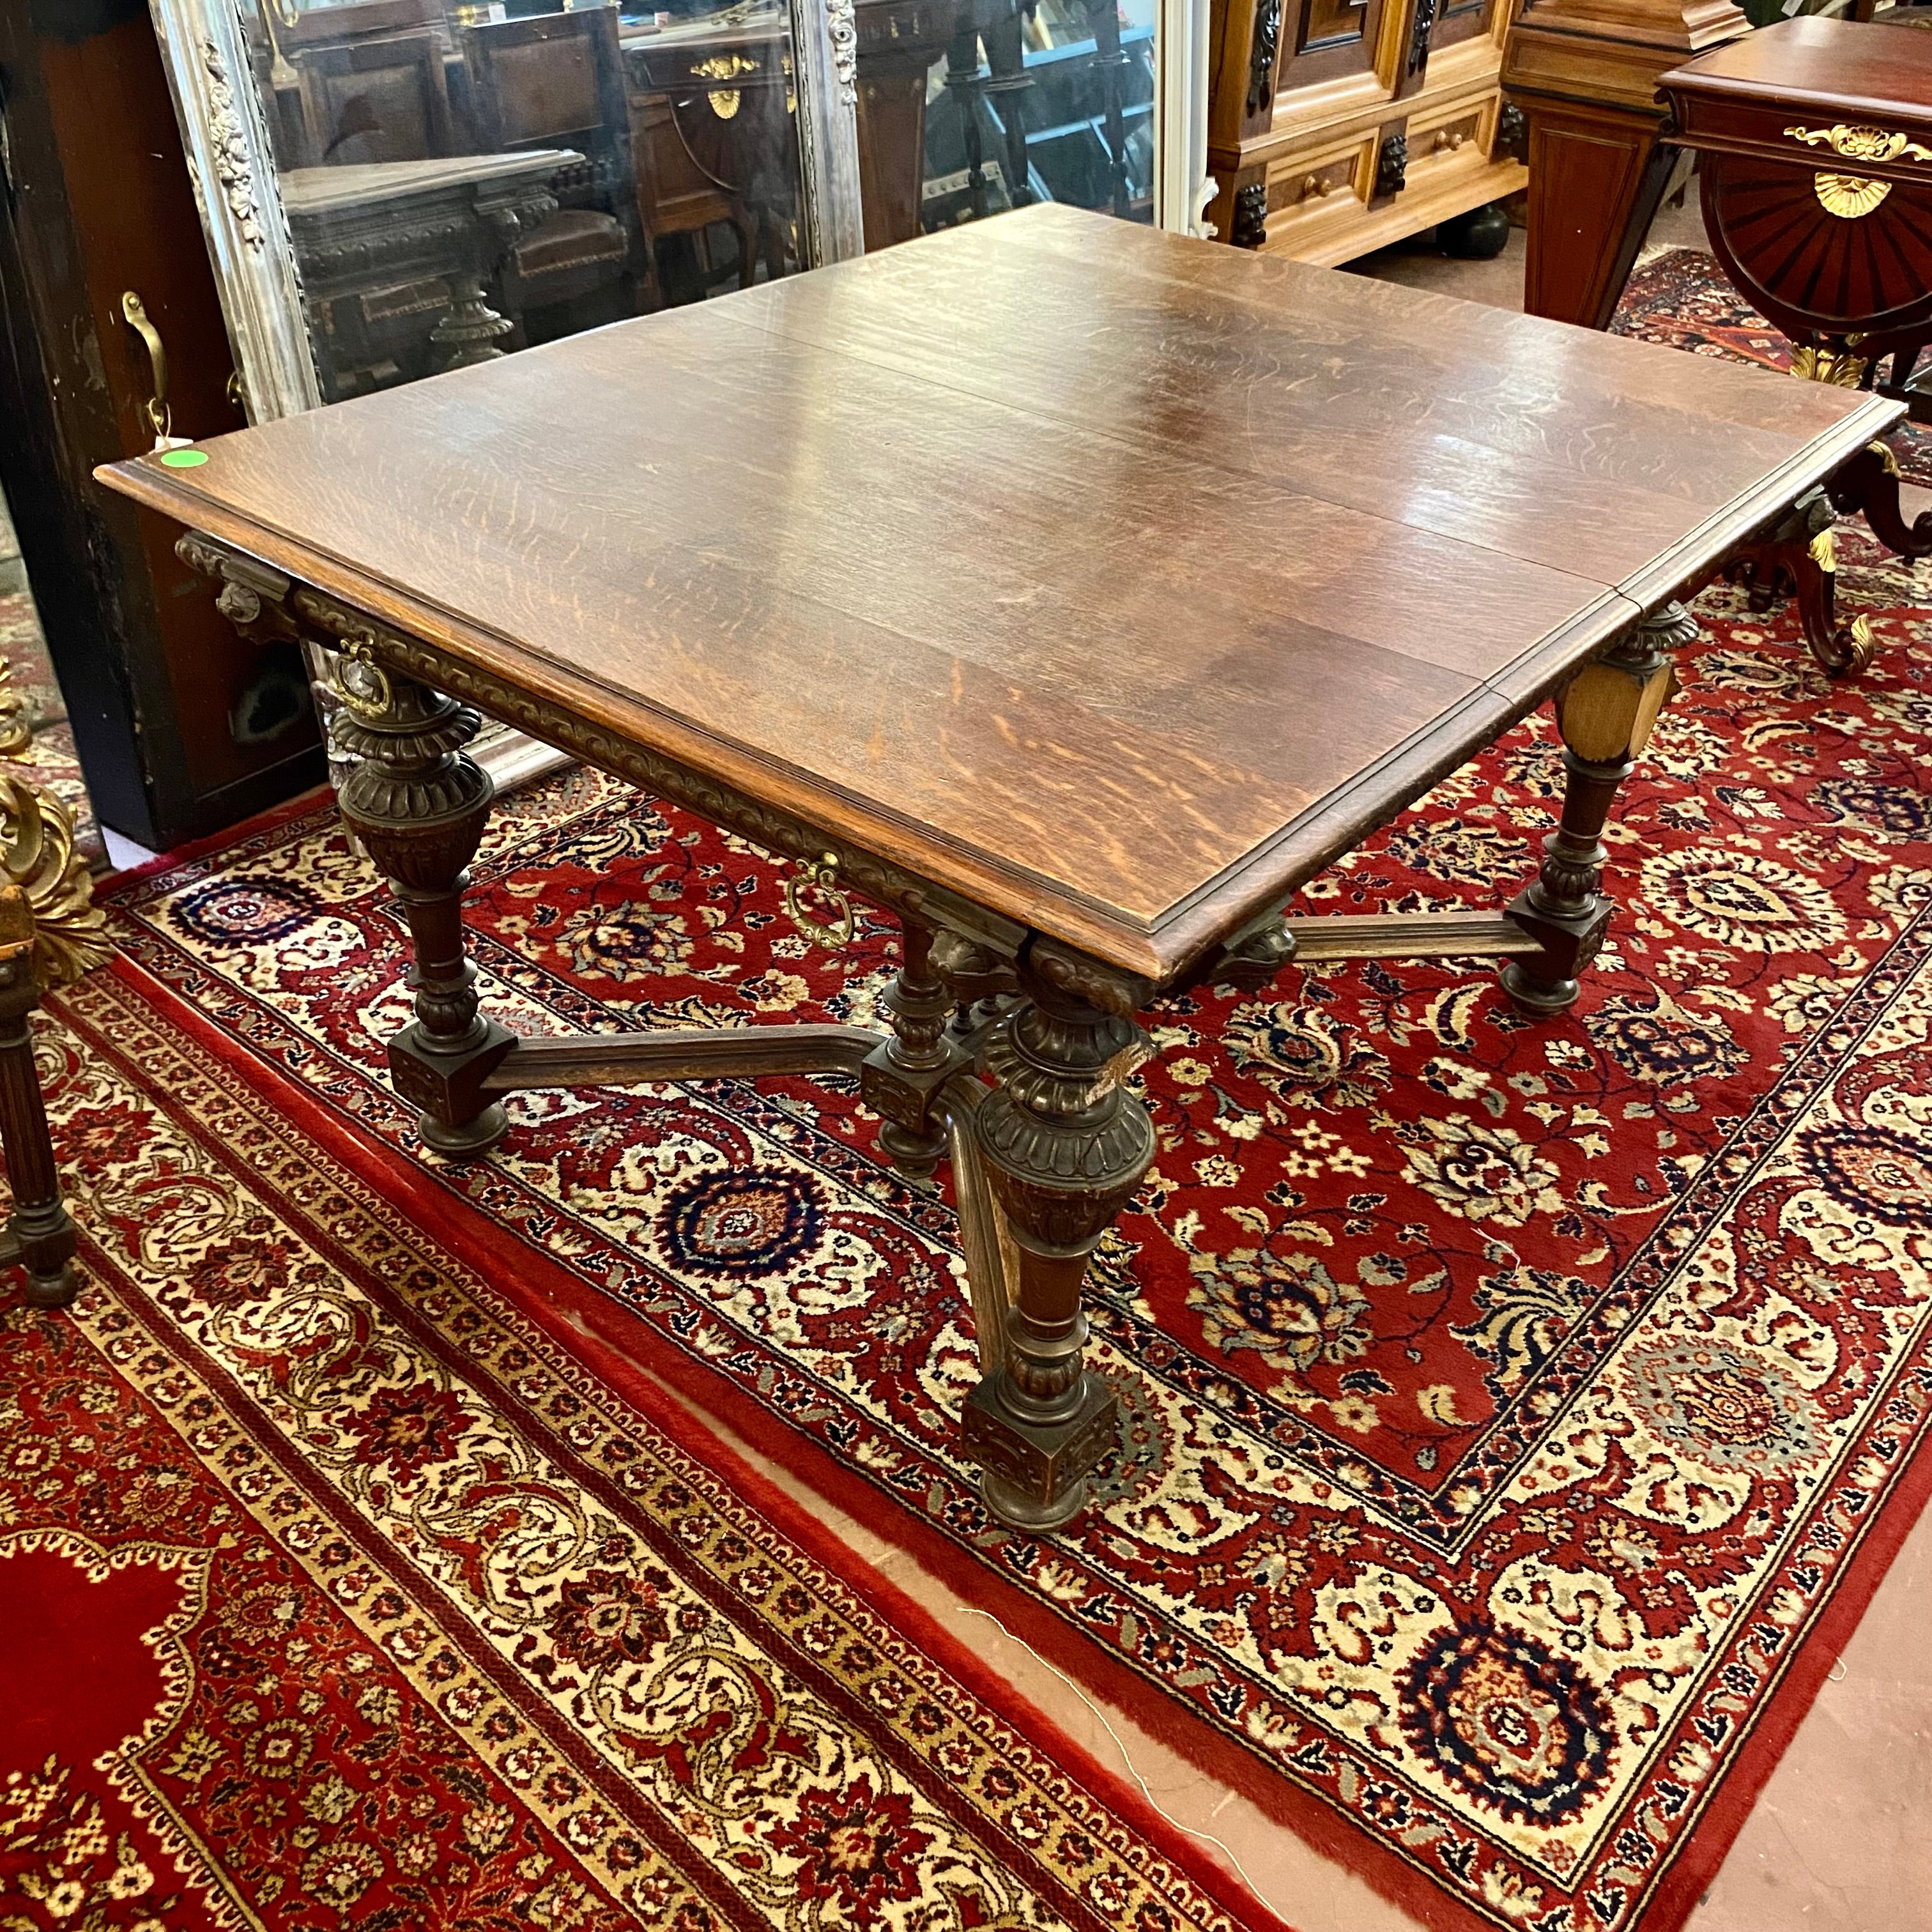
[963,942,1154,1531]
[981,0,1034,211]
[862,917,969,1180]
[1729,490,1878,677]
[1829,439,1932,562]
[428,275,516,372]
[1785,519,1878,677]
[1731,491,1878,680]
[332,660,516,1154]
[1084,0,1130,220]
[0,944,76,1309]
[944,23,992,220]
[1501,602,1690,1016]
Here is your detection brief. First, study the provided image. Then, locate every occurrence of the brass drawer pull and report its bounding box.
[785,850,855,948]
[119,290,172,448]
[1786,123,1932,166]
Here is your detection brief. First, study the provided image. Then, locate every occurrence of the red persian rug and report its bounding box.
[0,964,1287,1932]
[1612,245,1932,489]
[97,526,1932,1932]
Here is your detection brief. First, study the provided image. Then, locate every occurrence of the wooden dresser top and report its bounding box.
[1664,17,1932,119]
[100,204,1894,980]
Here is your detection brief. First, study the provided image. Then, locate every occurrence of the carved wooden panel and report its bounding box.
[1298,0,1371,55]
[1278,0,1384,87]
[1430,0,1498,54]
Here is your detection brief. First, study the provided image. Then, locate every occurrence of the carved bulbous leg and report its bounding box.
[861,918,969,1180]
[429,275,516,371]
[1502,602,1690,1015]
[0,948,76,1308]
[963,943,1154,1531]
[332,659,514,1155]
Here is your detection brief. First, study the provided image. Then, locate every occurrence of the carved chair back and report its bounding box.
[459,10,648,321]
[461,10,632,187]
[294,30,457,167]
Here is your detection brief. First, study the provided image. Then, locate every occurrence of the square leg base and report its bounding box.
[960,1371,1117,1531]
[388,1018,518,1155]
[1501,890,1613,1016]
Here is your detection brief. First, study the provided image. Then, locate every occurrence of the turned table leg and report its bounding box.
[0,944,76,1309]
[863,916,967,1180]
[331,658,516,1154]
[962,942,1153,1531]
[1502,602,1690,1015]
[429,275,516,371]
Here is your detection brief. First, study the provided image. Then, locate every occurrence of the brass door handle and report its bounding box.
[119,290,172,448]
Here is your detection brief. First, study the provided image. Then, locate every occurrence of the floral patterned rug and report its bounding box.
[1613,247,1932,489]
[0,961,1278,1932]
[97,528,1932,1932]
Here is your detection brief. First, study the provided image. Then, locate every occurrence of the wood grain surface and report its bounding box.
[1666,16,1932,119]
[98,204,1897,981]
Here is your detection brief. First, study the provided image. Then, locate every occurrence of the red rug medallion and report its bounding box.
[93,525,1932,1932]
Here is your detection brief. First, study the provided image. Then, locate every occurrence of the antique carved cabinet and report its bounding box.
[1206,0,1528,259]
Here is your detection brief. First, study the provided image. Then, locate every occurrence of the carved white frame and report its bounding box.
[1155,0,1216,236]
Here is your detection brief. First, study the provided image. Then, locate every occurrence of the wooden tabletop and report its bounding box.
[279,152,581,218]
[99,205,1895,982]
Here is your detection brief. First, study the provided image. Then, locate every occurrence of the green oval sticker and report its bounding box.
[158,448,209,468]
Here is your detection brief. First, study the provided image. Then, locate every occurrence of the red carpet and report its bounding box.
[0,962,1287,1932]
[93,521,1932,1932]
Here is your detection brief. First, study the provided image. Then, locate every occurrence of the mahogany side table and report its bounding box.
[1659,20,1932,568]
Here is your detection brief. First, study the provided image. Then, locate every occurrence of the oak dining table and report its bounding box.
[99,204,1900,1531]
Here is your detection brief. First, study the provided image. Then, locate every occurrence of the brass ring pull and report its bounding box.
[119,291,172,448]
[784,850,855,949]
[329,636,395,722]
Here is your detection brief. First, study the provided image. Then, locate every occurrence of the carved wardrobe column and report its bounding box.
[329,655,516,1153]
[1502,602,1692,1014]
[963,940,1154,1530]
